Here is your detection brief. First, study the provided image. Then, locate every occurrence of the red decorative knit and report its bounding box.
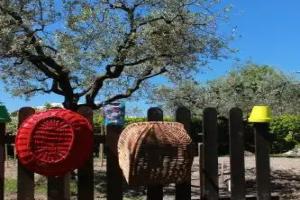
[15,109,93,176]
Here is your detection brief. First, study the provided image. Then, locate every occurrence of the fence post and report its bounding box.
[106,125,123,200]
[17,107,35,200]
[203,108,218,200]
[0,123,5,200]
[199,143,204,200]
[254,123,271,200]
[77,106,94,200]
[47,176,70,200]
[175,107,192,200]
[229,108,245,200]
[147,107,164,200]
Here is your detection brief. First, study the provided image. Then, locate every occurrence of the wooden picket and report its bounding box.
[77,106,94,200]
[254,123,271,200]
[0,123,5,200]
[146,107,164,200]
[17,107,35,200]
[106,125,123,200]
[175,107,192,200]
[47,176,70,200]
[202,108,219,200]
[0,106,277,200]
[229,108,246,200]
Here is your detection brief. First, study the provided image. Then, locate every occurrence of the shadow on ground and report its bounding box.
[92,169,200,199]
[239,168,300,199]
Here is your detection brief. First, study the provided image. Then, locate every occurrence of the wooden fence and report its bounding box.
[0,106,278,200]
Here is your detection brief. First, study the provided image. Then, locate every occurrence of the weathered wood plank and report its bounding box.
[0,123,5,200]
[47,176,70,200]
[254,123,271,200]
[147,107,163,200]
[175,107,192,200]
[229,108,246,200]
[203,108,218,200]
[17,107,35,200]
[106,125,123,200]
[199,143,204,200]
[77,106,94,200]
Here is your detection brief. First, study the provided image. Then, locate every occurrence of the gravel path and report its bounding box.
[217,156,300,200]
[4,156,300,199]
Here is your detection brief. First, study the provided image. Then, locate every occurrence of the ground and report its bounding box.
[3,155,300,199]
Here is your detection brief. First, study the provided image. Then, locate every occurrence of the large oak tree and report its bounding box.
[0,0,229,110]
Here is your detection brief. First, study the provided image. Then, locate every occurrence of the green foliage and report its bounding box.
[208,63,300,116]
[5,178,17,194]
[44,102,53,109]
[270,115,300,153]
[6,115,17,134]
[93,115,173,127]
[5,177,77,197]
[152,62,300,118]
[124,117,146,125]
[93,111,104,128]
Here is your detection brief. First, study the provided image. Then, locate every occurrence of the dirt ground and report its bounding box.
[217,155,300,200]
[4,155,300,199]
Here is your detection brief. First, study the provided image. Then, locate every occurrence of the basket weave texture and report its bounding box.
[15,109,93,176]
[118,122,194,186]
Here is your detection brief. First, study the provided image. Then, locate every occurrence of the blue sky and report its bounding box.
[1,0,300,112]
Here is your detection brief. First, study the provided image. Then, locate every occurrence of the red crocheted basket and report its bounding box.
[15,109,93,176]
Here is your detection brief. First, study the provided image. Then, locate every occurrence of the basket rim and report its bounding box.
[123,121,185,130]
[29,116,75,164]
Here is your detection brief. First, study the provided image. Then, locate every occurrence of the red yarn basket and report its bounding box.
[15,109,93,176]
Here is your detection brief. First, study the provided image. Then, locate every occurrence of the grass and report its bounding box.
[5,177,77,196]
[5,179,17,193]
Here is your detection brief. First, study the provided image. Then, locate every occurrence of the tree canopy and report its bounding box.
[152,63,300,117]
[0,0,229,109]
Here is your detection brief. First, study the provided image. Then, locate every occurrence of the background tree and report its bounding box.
[151,80,209,117]
[208,63,300,116]
[0,0,230,110]
[152,63,300,117]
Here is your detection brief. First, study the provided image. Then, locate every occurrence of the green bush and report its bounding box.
[124,117,146,125]
[270,115,300,153]
[93,115,174,128]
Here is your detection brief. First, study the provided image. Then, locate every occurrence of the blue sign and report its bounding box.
[103,102,125,126]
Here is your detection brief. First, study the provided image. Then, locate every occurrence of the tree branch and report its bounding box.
[0,5,76,108]
[85,4,137,105]
[95,67,167,108]
[51,80,64,95]
[24,88,52,95]
[23,79,64,96]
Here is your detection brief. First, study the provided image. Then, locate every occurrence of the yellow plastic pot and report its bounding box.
[248,105,272,123]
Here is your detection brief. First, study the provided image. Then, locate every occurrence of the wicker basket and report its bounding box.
[118,122,194,186]
[15,109,93,176]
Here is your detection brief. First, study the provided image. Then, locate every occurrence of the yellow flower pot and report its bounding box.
[248,105,272,123]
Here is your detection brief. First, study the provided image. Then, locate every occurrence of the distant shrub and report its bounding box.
[6,116,17,134]
[124,117,146,125]
[93,115,174,128]
[270,115,300,153]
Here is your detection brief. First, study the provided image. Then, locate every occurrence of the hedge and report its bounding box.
[270,115,300,153]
